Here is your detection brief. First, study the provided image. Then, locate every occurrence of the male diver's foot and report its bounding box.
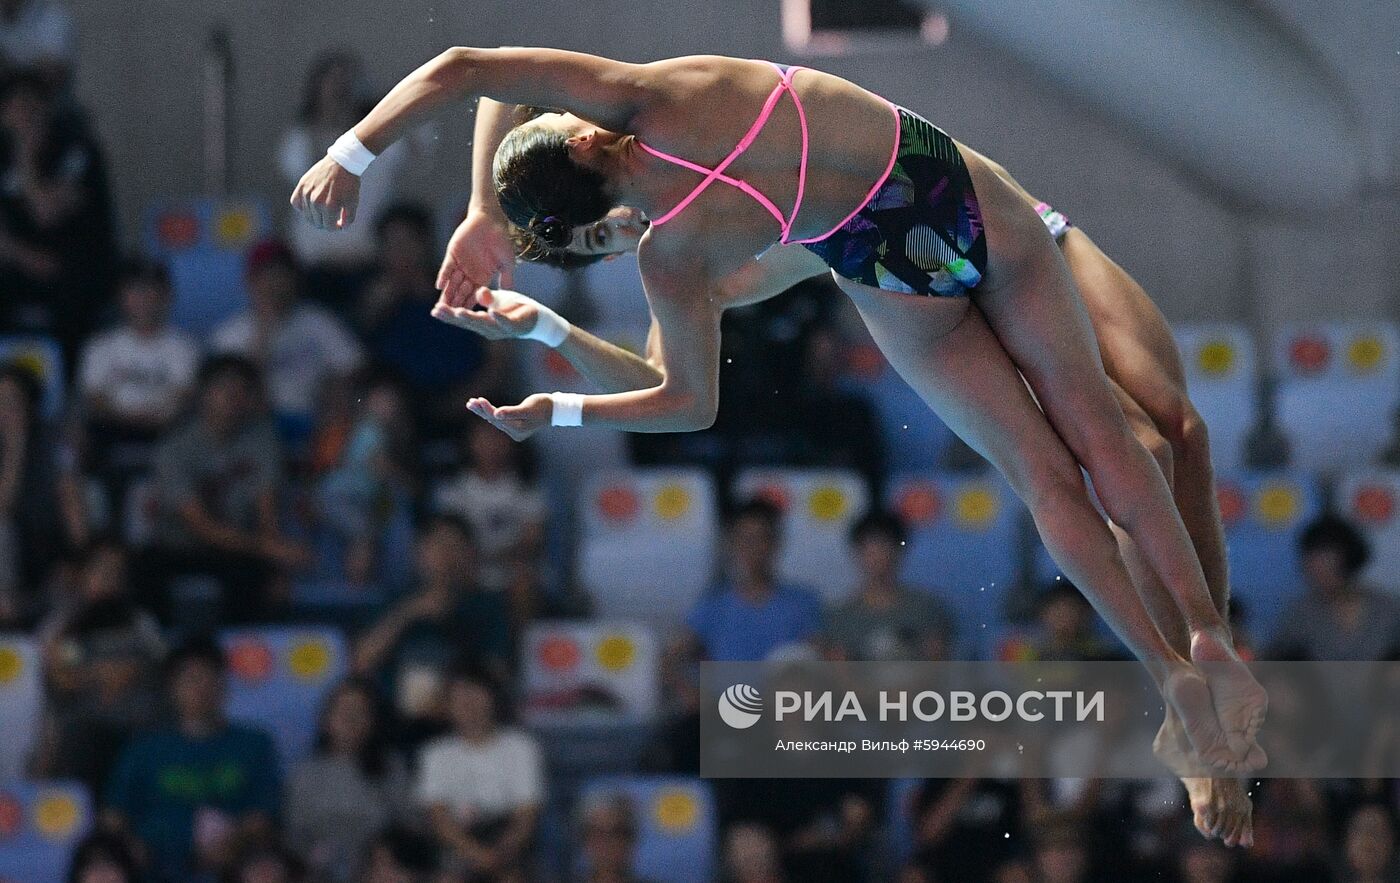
[1154,706,1254,847]
[1190,628,1268,772]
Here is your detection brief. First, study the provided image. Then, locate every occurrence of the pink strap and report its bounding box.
[640,62,812,235]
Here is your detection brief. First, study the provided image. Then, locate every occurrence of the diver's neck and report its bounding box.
[610,135,692,221]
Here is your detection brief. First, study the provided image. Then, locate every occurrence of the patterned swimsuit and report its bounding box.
[636,61,989,297]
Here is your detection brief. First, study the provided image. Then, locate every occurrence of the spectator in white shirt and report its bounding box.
[417,667,543,882]
[276,51,415,306]
[212,239,363,450]
[433,420,546,596]
[79,260,198,503]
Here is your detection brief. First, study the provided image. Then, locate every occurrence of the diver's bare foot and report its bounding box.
[1190,629,1268,772]
[1155,707,1254,847]
[1162,664,1239,774]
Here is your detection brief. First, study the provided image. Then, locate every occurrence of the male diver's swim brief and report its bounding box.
[801,107,988,297]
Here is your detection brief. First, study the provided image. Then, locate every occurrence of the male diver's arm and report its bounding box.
[436,97,520,291]
[467,97,516,219]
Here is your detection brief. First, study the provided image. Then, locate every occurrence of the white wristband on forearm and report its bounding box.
[521,302,571,348]
[550,392,584,427]
[327,129,376,176]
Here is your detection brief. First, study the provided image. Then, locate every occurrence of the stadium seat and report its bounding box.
[219,626,348,768]
[0,637,41,782]
[0,781,92,883]
[838,342,955,471]
[1270,321,1400,472]
[1214,471,1323,643]
[143,197,271,335]
[1172,323,1257,472]
[733,468,870,601]
[0,335,66,420]
[521,621,659,725]
[576,777,716,883]
[887,471,1023,655]
[1336,470,1400,595]
[578,468,719,626]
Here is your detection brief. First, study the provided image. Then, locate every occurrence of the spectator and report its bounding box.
[1176,838,1238,883]
[0,360,86,610]
[277,52,416,305]
[352,515,511,745]
[909,778,1028,883]
[432,419,545,596]
[678,498,822,662]
[821,510,954,662]
[211,239,363,449]
[103,637,281,883]
[285,678,413,883]
[1031,818,1092,883]
[222,844,307,883]
[78,258,199,508]
[65,831,143,883]
[417,667,544,882]
[145,355,309,623]
[357,203,504,437]
[0,69,115,354]
[722,823,786,883]
[717,778,879,883]
[1339,803,1397,883]
[999,580,1123,662]
[34,538,164,797]
[574,791,655,883]
[358,827,439,883]
[1269,515,1400,660]
[1246,778,1333,881]
[314,373,416,587]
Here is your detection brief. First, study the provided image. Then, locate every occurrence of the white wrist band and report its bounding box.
[550,392,584,427]
[327,130,376,176]
[521,302,571,348]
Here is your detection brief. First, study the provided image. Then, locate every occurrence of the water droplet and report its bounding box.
[1004,832,1011,839]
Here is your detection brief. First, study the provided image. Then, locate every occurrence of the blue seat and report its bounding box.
[0,637,41,782]
[576,776,716,883]
[838,342,954,471]
[219,627,348,768]
[0,336,65,420]
[578,468,719,627]
[1173,323,1258,472]
[886,472,1023,657]
[1336,471,1400,595]
[143,197,271,335]
[520,621,660,726]
[0,781,92,883]
[1270,322,1400,472]
[1214,471,1323,643]
[733,468,870,602]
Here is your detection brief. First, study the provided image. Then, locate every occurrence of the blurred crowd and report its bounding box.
[1,11,1399,883]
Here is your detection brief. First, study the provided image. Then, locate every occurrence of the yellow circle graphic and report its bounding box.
[954,485,999,528]
[807,486,848,522]
[1347,335,1384,374]
[595,634,637,672]
[654,484,691,521]
[0,646,24,685]
[653,788,699,832]
[33,792,80,841]
[1255,483,1300,527]
[287,639,332,681]
[215,208,254,247]
[1197,341,1236,377]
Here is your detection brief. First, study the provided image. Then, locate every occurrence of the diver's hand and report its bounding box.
[437,207,516,308]
[289,155,361,230]
[431,287,546,341]
[466,393,553,441]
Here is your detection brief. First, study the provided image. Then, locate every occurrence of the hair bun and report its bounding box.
[529,215,571,249]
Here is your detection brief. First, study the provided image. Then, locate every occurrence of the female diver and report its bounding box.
[290,48,1266,789]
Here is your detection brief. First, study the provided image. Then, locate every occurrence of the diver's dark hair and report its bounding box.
[494,121,614,251]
